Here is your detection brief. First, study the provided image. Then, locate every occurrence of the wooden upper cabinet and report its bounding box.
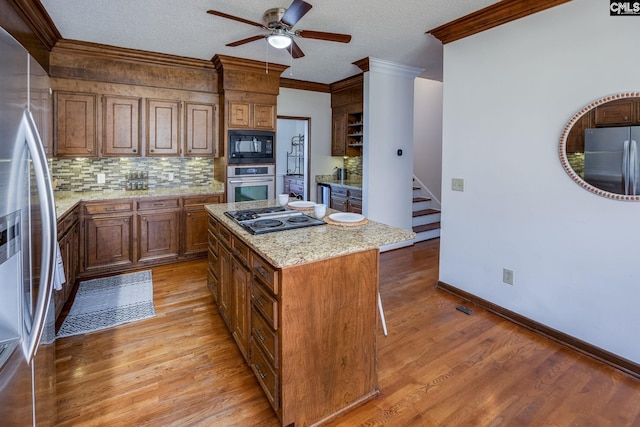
[594,99,637,127]
[228,101,276,131]
[229,101,250,128]
[103,95,141,157]
[147,99,180,156]
[254,104,275,130]
[185,102,217,157]
[331,107,347,157]
[54,91,98,157]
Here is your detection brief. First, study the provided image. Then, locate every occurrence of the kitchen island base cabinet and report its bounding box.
[209,214,379,426]
[272,250,379,427]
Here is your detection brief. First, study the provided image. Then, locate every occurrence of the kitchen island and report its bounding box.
[205,200,414,426]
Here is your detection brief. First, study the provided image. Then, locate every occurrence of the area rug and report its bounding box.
[56,270,156,338]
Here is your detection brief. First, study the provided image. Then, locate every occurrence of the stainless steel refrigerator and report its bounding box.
[0,26,57,426]
[584,126,640,195]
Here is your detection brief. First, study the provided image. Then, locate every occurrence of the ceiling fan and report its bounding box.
[206,0,352,59]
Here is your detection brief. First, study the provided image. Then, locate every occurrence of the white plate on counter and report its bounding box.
[288,201,315,209]
[328,212,365,223]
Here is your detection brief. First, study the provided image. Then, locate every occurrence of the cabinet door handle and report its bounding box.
[252,295,265,308]
[133,149,137,153]
[187,213,192,216]
[150,149,154,153]
[124,218,128,223]
[255,266,268,278]
[254,364,267,379]
[142,217,146,221]
[254,328,266,342]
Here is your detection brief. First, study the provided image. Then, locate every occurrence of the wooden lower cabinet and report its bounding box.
[330,185,362,213]
[208,215,379,426]
[77,193,222,279]
[55,207,80,319]
[84,202,134,270]
[138,210,180,262]
[184,195,223,257]
[231,257,251,359]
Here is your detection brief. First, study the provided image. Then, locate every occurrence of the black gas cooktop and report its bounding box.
[224,206,325,235]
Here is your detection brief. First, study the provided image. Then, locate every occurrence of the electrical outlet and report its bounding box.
[168,172,174,181]
[503,268,514,285]
[97,173,106,184]
[452,178,464,192]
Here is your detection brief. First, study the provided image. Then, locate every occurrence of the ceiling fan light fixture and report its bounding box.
[267,31,292,49]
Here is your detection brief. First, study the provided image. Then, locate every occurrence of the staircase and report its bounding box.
[412,179,441,242]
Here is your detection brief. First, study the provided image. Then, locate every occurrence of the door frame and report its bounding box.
[277,116,311,200]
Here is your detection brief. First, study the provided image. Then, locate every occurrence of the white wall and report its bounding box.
[440,0,640,362]
[413,78,443,203]
[277,88,340,202]
[364,59,422,231]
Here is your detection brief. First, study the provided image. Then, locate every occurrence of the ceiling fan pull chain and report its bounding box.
[266,40,269,74]
[289,51,293,76]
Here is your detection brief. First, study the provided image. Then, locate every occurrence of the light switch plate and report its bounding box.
[452,178,464,192]
[97,173,106,184]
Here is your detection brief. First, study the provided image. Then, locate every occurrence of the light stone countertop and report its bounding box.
[54,182,224,220]
[205,199,415,269]
[315,175,362,190]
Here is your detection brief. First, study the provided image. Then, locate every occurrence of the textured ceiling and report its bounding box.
[40,0,499,84]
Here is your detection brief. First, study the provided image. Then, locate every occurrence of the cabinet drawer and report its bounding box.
[208,247,219,277]
[57,209,79,237]
[348,189,362,200]
[252,310,277,365]
[232,236,250,266]
[331,186,347,197]
[84,201,133,215]
[217,224,232,249]
[184,195,223,206]
[252,254,278,295]
[251,340,278,410]
[251,281,278,329]
[137,198,179,211]
[208,229,218,256]
[289,183,304,195]
[208,215,219,233]
[207,268,218,301]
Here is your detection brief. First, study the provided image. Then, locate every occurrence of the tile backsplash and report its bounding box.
[51,157,215,192]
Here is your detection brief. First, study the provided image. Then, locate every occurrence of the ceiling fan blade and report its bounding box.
[296,30,351,43]
[287,40,305,58]
[207,10,265,29]
[226,35,265,47]
[281,0,312,27]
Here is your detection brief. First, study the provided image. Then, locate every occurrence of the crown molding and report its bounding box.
[54,39,215,70]
[427,0,571,44]
[280,78,330,93]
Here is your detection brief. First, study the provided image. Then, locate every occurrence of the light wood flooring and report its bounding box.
[55,239,640,426]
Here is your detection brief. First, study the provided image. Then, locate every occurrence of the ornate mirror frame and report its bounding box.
[559,92,640,201]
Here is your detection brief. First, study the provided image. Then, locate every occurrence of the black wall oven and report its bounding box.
[228,130,275,164]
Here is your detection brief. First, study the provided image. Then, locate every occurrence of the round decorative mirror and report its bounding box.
[560,92,640,200]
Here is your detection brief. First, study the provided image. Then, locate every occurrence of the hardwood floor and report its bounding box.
[55,239,640,426]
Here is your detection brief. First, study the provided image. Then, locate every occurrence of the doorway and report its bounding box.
[276,116,310,200]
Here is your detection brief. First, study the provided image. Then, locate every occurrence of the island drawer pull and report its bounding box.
[252,295,265,308]
[254,328,266,341]
[254,364,267,379]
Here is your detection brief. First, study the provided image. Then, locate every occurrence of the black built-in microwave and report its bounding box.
[228,130,275,164]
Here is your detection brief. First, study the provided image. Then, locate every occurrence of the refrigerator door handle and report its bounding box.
[21,110,57,362]
[623,140,630,195]
[631,140,638,195]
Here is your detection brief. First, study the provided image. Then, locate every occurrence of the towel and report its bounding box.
[53,241,65,291]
